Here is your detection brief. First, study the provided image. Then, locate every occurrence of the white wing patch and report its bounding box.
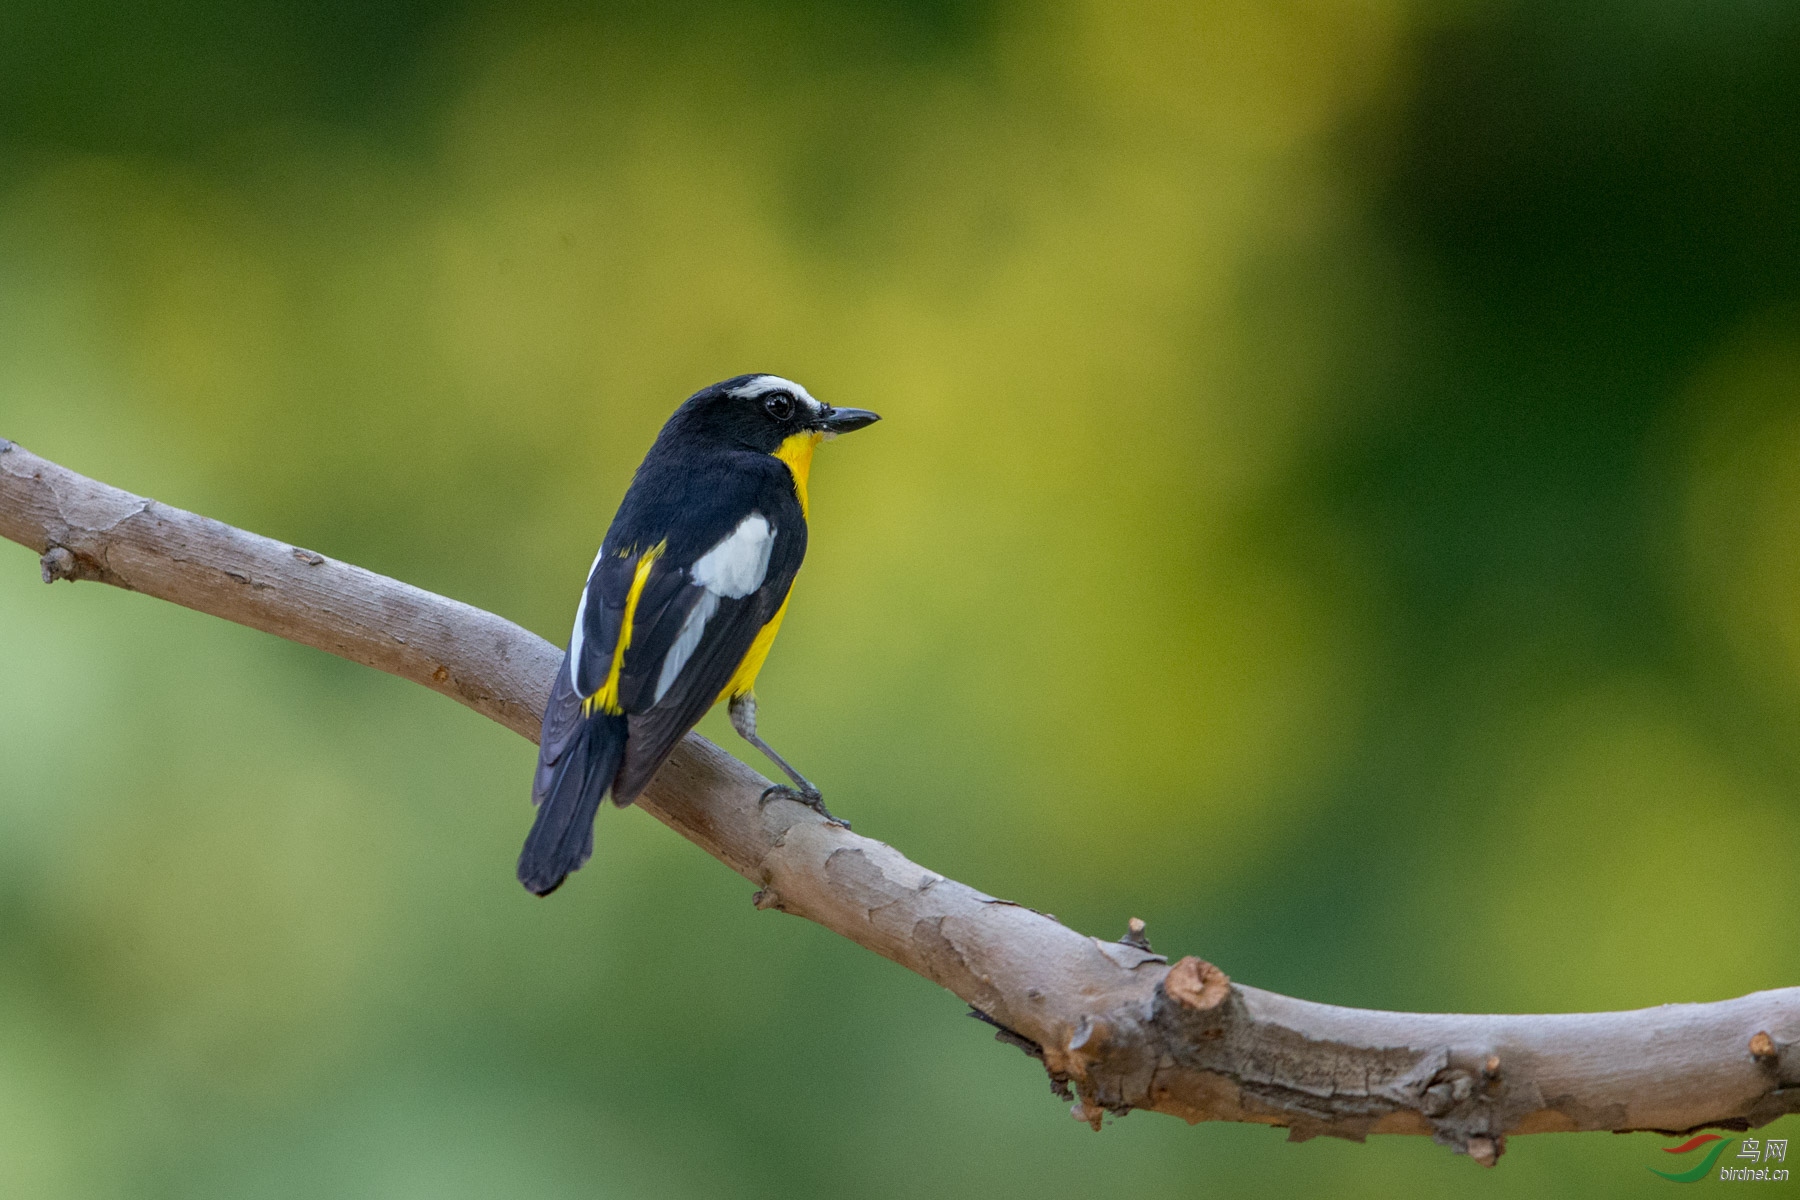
[567,544,608,693]
[655,589,719,702]
[651,513,775,703]
[691,513,774,598]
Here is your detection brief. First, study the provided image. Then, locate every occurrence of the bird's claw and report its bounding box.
[759,784,851,830]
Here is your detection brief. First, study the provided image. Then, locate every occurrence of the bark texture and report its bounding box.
[4,437,1798,1165]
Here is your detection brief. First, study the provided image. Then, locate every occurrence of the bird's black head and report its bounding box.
[665,374,880,454]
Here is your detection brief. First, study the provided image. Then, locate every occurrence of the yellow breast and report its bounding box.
[719,592,792,701]
[716,430,821,700]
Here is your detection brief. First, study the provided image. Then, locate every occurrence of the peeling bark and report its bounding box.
[4,438,1797,1165]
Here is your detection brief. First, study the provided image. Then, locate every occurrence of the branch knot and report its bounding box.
[40,545,77,583]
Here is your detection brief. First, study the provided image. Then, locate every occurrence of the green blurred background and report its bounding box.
[2,0,1798,1195]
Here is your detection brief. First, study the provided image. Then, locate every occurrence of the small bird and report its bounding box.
[520,375,880,895]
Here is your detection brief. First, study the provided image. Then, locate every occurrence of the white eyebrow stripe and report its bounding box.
[727,374,820,414]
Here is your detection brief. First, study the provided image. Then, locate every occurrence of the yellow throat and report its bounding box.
[773,430,823,518]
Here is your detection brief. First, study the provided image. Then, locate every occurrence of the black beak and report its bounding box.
[818,406,881,434]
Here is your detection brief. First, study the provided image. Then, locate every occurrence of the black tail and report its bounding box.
[519,710,627,896]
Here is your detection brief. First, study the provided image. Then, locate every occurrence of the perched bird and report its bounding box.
[520,375,880,895]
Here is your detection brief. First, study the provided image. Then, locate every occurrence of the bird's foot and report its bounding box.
[759,784,851,830]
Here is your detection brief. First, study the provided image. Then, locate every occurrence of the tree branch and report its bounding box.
[4,436,1796,1167]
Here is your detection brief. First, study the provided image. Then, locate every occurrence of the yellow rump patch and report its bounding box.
[583,541,665,716]
[773,430,824,518]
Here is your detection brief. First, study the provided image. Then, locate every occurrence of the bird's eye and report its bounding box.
[763,392,794,421]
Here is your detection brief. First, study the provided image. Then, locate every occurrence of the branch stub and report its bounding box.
[1164,956,1231,1011]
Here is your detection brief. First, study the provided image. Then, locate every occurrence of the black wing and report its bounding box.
[525,452,806,894]
[609,515,805,802]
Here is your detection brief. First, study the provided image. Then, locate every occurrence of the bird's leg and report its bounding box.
[728,692,849,829]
